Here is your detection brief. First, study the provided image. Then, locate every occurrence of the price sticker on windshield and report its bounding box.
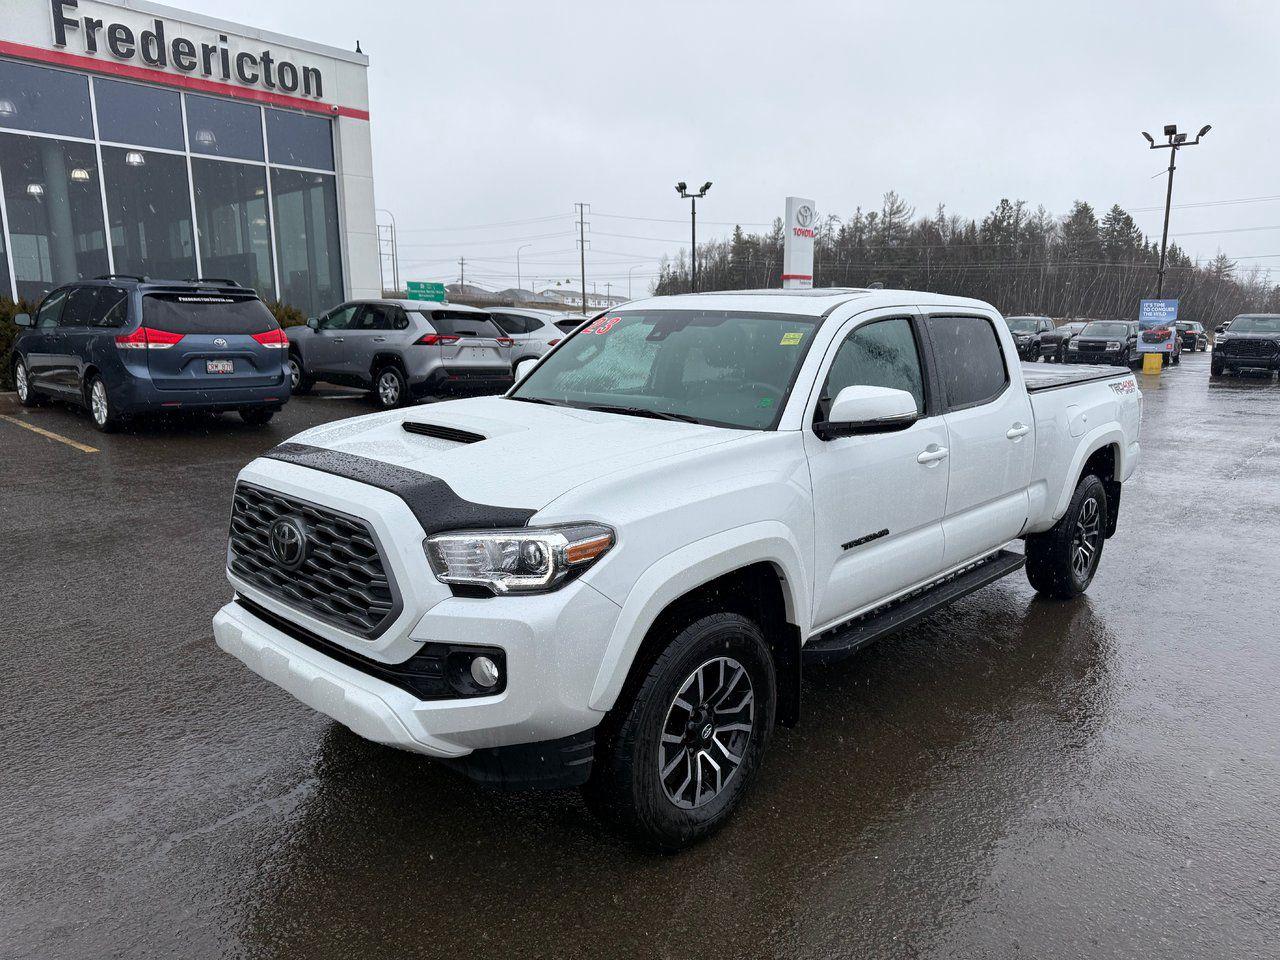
[780,331,804,346]
[587,316,622,335]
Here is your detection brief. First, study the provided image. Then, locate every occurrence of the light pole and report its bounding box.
[516,243,532,293]
[675,180,712,293]
[376,208,400,293]
[628,264,643,300]
[1142,123,1211,297]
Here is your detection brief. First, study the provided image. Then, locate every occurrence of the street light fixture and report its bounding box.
[675,180,712,292]
[1143,122,1211,298]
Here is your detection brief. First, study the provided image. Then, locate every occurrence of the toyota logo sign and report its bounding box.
[795,204,815,229]
[269,516,309,570]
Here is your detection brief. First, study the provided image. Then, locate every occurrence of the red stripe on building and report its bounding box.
[780,274,812,281]
[0,39,370,120]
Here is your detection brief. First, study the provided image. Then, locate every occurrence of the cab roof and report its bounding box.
[621,287,996,318]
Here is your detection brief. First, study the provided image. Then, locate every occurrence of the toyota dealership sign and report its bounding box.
[782,196,815,289]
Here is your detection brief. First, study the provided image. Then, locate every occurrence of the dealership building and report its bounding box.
[0,0,380,315]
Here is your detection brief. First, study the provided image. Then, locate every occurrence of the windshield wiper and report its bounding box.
[507,396,569,407]
[585,404,704,424]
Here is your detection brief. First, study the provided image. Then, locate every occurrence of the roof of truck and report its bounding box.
[622,288,997,317]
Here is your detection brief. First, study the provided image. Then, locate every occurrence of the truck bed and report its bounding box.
[1020,362,1133,393]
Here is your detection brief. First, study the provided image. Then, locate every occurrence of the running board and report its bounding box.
[802,549,1026,666]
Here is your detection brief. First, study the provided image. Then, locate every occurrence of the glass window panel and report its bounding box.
[0,59,92,138]
[103,147,196,280]
[926,314,1009,409]
[185,94,264,161]
[821,317,925,418]
[0,218,10,301]
[271,168,342,315]
[60,284,100,326]
[265,109,333,170]
[93,78,183,150]
[192,159,274,299]
[0,133,108,302]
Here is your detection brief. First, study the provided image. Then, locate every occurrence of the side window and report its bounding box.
[321,304,358,330]
[60,286,101,327]
[926,314,1009,410]
[818,317,926,421]
[94,287,130,328]
[36,289,69,328]
[358,304,399,331]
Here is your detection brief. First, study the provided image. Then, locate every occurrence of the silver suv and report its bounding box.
[487,308,570,376]
[286,300,514,408]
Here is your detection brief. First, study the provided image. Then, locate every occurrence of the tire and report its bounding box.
[584,612,777,851]
[373,364,407,409]
[239,407,275,426]
[14,358,41,407]
[1026,474,1108,600]
[1211,356,1225,377]
[1172,351,1181,366]
[288,353,313,395]
[86,375,121,433]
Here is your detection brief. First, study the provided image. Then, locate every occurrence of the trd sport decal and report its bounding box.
[842,529,889,551]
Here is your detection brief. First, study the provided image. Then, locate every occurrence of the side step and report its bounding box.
[802,549,1026,666]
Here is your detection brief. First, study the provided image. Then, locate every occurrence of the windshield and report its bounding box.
[1228,315,1280,334]
[1081,322,1129,338]
[510,309,819,429]
[1007,319,1039,333]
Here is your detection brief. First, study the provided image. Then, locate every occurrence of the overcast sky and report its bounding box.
[193,0,1280,294]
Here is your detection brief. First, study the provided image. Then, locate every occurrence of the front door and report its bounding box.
[925,313,1034,567]
[341,303,401,384]
[25,288,70,392]
[803,310,950,630]
[308,303,360,378]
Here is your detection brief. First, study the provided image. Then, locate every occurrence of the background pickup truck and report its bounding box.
[214,288,1142,850]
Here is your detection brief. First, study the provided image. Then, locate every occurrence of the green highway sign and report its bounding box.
[406,281,447,302]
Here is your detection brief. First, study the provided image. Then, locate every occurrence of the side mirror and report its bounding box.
[815,385,919,440]
[307,317,320,331]
[13,313,32,327]
[1215,325,1225,335]
[513,357,537,384]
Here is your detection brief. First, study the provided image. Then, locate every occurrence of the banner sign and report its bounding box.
[1138,299,1178,326]
[782,196,815,289]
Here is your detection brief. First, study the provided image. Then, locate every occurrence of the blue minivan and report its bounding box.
[11,277,290,431]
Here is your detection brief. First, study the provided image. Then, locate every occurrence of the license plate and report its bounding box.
[464,346,490,359]
[206,360,234,374]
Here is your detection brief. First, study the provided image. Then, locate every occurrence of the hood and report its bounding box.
[277,395,748,510]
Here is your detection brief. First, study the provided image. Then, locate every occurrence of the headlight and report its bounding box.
[425,523,615,594]
[1068,342,1079,350]
[1106,341,1121,350]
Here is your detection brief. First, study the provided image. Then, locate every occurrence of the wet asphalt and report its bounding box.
[1,352,1278,960]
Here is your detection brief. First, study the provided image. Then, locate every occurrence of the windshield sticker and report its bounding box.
[758,397,774,408]
[587,316,622,335]
[780,331,804,346]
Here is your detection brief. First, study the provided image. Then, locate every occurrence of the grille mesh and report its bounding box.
[1222,339,1277,358]
[228,484,397,636]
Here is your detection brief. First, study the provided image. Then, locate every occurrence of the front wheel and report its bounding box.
[1211,357,1226,377]
[373,365,407,409]
[288,353,313,394]
[584,612,776,850]
[14,358,41,407]
[1026,474,1108,599]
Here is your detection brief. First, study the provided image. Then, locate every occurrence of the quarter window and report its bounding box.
[927,314,1009,409]
[819,316,925,420]
[94,287,129,327]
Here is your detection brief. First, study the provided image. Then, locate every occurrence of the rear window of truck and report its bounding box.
[142,294,277,335]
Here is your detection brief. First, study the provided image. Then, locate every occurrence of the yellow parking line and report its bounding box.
[0,414,99,454]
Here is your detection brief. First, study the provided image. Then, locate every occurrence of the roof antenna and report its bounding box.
[355,40,363,54]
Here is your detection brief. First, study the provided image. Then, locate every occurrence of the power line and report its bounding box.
[394,213,570,233]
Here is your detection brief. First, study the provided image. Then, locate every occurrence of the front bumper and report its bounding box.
[1067,350,1129,364]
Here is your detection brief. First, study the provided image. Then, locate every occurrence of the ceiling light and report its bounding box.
[26,183,44,198]
[0,98,16,118]
[70,167,91,182]
[125,151,146,166]
[194,128,217,147]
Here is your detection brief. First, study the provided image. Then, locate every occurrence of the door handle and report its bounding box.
[333,337,345,343]
[917,444,949,465]
[1006,422,1031,440]
[372,337,387,342]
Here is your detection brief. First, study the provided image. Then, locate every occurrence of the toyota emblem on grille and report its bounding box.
[213,337,228,348]
[269,516,309,570]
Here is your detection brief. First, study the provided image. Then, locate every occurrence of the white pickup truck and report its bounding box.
[214,288,1142,849]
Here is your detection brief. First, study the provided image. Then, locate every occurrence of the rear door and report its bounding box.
[430,310,510,372]
[803,309,950,627]
[25,288,70,392]
[141,291,286,391]
[925,312,1034,568]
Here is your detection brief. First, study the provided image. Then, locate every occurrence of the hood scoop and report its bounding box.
[402,421,486,444]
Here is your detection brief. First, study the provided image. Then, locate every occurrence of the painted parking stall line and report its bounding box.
[0,414,99,454]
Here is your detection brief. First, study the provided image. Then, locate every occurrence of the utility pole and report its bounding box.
[1142,123,1211,297]
[458,256,466,289]
[675,181,712,293]
[575,202,589,314]
[605,282,612,304]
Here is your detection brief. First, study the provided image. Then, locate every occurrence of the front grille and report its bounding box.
[228,483,398,637]
[1221,339,1278,358]
[1077,341,1105,352]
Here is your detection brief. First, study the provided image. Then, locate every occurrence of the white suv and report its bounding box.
[215,288,1141,848]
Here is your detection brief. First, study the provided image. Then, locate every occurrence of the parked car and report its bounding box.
[1066,320,1140,366]
[487,308,566,378]
[11,276,289,431]
[1005,315,1055,361]
[1040,321,1089,362]
[1211,314,1280,377]
[553,314,591,335]
[214,287,1142,849]
[1176,321,1208,352]
[1137,316,1183,365]
[286,300,514,409]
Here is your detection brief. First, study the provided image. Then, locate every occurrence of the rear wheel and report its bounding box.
[288,353,313,394]
[584,612,776,851]
[86,376,122,433]
[1026,474,1107,599]
[239,407,275,426]
[373,365,407,409]
[14,358,40,407]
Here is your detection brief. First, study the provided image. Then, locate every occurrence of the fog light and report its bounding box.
[470,655,500,688]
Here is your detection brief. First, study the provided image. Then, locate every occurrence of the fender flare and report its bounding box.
[1051,425,1126,521]
[587,520,810,712]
